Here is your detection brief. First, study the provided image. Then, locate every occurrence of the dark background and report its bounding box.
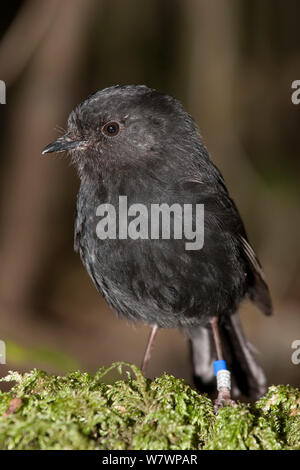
[0,0,299,389]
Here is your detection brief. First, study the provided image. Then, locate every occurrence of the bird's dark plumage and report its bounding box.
[43,85,272,400]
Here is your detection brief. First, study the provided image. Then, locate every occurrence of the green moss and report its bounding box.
[0,363,299,450]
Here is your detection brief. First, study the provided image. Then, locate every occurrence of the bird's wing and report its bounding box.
[179,175,272,316]
[239,236,266,282]
[239,235,272,316]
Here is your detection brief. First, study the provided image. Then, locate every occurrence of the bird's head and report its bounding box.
[42,85,202,179]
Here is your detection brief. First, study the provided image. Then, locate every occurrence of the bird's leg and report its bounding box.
[141,324,158,375]
[210,317,235,411]
[210,317,223,360]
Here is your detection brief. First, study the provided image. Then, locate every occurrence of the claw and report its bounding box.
[213,387,236,413]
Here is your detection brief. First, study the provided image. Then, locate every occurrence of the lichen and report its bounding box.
[0,362,299,450]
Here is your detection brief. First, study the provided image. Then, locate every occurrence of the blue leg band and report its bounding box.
[213,359,227,376]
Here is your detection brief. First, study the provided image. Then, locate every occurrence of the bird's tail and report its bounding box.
[185,313,267,400]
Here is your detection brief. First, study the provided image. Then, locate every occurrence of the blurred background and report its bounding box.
[0,0,299,390]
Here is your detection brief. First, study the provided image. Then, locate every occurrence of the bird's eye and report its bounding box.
[102,121,120,137]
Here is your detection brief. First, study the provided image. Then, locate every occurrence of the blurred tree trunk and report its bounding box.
[0,0,98,313]
[182,0,300,299]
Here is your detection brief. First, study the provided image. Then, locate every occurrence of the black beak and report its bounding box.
[42,137,84,155]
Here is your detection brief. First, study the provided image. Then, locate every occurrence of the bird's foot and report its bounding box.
[213,387,236,413]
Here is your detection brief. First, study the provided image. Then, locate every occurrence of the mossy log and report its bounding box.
[0,362,299,450]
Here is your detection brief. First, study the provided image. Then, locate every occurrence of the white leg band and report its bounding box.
[216,369,231,391]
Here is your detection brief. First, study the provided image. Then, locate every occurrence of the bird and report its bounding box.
[42,85,272,409]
